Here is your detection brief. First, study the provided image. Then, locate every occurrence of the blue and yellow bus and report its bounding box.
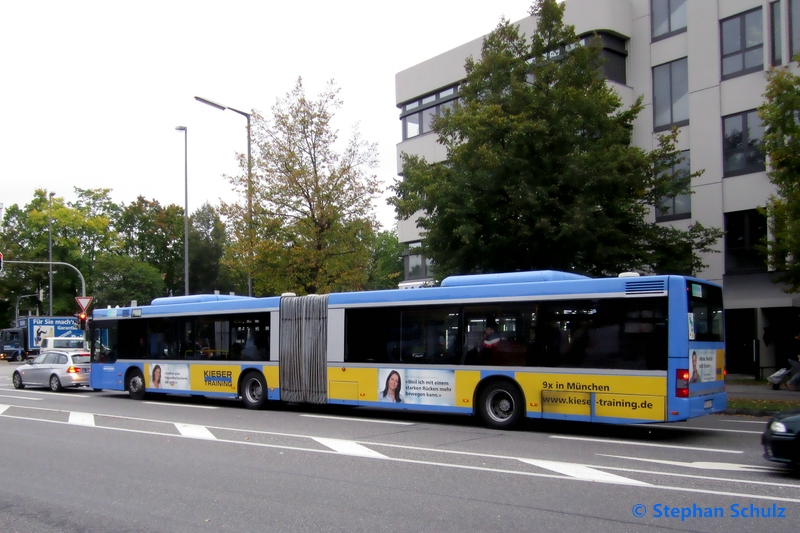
[89,270,725,429]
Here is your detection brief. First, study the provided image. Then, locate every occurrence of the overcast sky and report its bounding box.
[1,1,532,230]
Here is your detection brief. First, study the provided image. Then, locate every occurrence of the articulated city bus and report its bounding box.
[89,270,725,429]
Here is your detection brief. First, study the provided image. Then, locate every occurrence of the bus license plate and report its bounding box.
[704,400,712,409]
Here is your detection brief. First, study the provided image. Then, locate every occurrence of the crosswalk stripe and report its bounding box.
[0,404,9,415]
[175,423,217,440]
[519,458,650,486]
[313,437,387,458]
[69,412,95,426]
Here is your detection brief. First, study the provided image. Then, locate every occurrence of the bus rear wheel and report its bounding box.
[240,372,268,410]
[127,370,146,401]
[477,381,524,430]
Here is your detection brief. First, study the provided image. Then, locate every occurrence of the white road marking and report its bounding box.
[550,435,743,454]
[175,423,217,439]
[313,437,387,458]
[0,394,43,401]
[669,426,762,435]
[0,387,89,397]
[596,454,775,472]
[143,401,218,410]
[301,414,413,426]
[597,464,800,489]
[0,405,9,415]
[69,412,95,426]
[719,419,770,424]
[2,408,799,503]
[519,458,650,486]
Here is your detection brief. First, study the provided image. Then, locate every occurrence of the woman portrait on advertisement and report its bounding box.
[379,370,402,403]
[152,364,162,388]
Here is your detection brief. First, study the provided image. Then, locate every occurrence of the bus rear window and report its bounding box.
[687,282,723,342]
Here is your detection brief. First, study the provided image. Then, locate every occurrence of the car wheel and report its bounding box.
[49,375,63,392]
[477,381,524,430]
[240,372,268,409]
[12,372,24,389]
[127,370,146,400]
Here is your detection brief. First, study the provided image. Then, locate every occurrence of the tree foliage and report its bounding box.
[226,77,381,295]
[364,230,404,290]
[758,57,800,292]
[391,0,721,280]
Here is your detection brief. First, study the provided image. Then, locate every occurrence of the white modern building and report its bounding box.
[394,0,800,377]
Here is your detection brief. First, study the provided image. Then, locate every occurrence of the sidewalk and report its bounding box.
[725,383,800,401]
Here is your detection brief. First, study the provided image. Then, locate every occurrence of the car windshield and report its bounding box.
[71,354,90,364]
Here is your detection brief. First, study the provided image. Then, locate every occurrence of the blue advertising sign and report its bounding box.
[26,317,82,349]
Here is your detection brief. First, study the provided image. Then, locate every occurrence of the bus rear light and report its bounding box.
[67,366,80,373]
[676,369,689,398]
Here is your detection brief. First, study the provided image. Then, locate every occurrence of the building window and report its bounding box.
[656,150,691,222]
[721,8,764,80]
[653,57,689,131]
[593,33,628,85]
[793,0,800,56]
[404,242,433,280]
[725,210,767,274]
[723,110,765,177]
[400,86,459,141]
[772,1,783,66]
[652,0,687,41]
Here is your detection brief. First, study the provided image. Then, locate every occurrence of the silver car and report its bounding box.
[12,351,91,391]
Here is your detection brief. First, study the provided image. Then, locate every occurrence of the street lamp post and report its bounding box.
[48,191,55,315]
[176,126,189,296]
[194,96,253,297]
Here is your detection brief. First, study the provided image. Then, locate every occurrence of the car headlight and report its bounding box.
[770,421,788,433]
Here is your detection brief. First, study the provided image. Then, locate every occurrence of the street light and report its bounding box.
[194,96,254,297]
[48,191,55,315]
[176,126,189,296]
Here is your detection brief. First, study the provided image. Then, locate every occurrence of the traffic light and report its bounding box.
[78,312,87,330]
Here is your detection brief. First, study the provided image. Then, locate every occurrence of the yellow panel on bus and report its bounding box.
[455,370,480,408]
[594,393,666,420]
[327,366,378,402]
[263,364,280,391]
[540,390,591,416]
[516,372,667,415]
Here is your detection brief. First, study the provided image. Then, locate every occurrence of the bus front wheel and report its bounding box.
[477,381,524,430]
[127,370,146,401]
[240,372,268,410]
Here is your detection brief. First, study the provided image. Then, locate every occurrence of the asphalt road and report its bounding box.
[1,362,798,533]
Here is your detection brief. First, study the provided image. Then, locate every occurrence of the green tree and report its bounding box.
[758,57,800,292]
[392,0,721,280]
[364,230,404,290]
[227,77,381,295]
[92,253,166,307]
[188,202,236,295]
[117,196,185,296]
[0,190,94,317]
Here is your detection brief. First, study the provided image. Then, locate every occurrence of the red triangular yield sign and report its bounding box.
[76,296,94,312]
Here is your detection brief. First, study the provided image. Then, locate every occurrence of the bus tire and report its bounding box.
[12,372,24,389]
[240,372,268,410]
[127,369,146,401]
[477,381,524,430]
